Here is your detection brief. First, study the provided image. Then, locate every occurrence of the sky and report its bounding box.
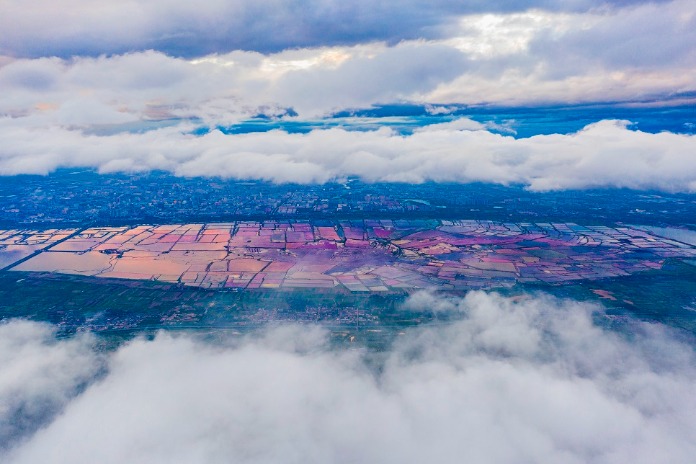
[2,292,696,464]
[0,0,694,189]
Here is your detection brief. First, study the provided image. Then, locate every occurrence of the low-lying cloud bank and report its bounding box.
[2,292,696,463]
[1,119,695,192]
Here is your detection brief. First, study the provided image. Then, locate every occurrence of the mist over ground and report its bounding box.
[2,291,695,464]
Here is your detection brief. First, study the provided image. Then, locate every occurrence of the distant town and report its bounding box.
[1,170,695,228]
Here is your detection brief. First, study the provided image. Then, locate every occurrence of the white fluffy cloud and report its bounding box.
[1,118,695,191]
[2,292,696,463]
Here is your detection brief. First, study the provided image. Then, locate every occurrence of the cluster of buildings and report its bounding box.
[2,171,694,228]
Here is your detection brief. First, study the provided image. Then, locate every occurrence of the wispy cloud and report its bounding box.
[0,322,103,449]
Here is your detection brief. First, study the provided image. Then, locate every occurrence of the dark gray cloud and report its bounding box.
[0,0,673,58]
[2,292,696,463]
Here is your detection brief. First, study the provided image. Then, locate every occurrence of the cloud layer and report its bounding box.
[2,292,696,463]
[0,0,674,58]
[2,118,695,191]
[1,1,694,119]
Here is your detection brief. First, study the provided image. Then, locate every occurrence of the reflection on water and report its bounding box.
[106,257,189,276]
[14,251,112,275]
